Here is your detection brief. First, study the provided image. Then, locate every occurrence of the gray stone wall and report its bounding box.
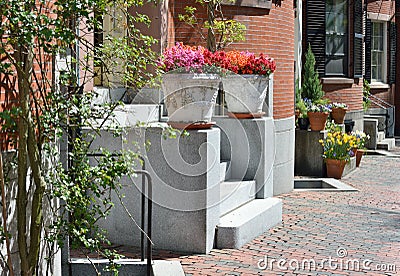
[273,116,295,195]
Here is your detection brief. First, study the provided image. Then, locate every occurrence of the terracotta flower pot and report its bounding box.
[325,158,347,179]
[356,149,364,167]
[307,111,329,131]
[331,107,347,124]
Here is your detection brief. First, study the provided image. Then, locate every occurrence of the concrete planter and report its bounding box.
[162,73,220,123]
[222,74,269,114]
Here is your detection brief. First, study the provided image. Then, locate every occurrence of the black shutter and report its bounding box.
[364,19,372,82]
[305,0,326,77]
[353,0,363,78]
[389,22,396,84]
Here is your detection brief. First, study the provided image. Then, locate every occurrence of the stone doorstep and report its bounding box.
[215,198,282,249]
[219,179,256,216]
[70,259,184,276]
[377,138,396,151]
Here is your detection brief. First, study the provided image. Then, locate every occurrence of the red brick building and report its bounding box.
[163,0,296,194]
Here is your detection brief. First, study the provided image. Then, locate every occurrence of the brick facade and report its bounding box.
[367,0,396,109]
[167,0,295,119]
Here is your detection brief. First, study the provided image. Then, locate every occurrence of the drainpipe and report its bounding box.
[395,0,400,135]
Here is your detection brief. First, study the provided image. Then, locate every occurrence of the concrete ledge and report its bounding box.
[294,178,358,192]
[342,156,356,177]
[216,198,282,249]
[70,259,184,276]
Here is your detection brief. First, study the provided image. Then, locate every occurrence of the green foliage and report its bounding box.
[325,120,342,133]
[0,0,161,273]
[178,0,246,51]
[301,44,324,103]
[363,79,371,111]
[295,99,308,118]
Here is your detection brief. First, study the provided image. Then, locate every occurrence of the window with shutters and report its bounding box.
[305,0,363,79]
[371,21,386,83]
[365,15,396,86]
[325,0,348,76]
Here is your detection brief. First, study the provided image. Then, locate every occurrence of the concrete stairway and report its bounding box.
[364,114,395,150]
[215,161,282,249]
[377,131,395,150]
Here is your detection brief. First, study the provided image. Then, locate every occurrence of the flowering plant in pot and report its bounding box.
[215,50,276,117]
[319,131,356,179]
[330,102,348,124]
[296,98,309,130]
[306,100,332,131]
[158,43,222,128]
[351,130,370,167]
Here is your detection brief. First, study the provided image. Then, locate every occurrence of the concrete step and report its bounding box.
[152,261,185,276]
[216,198,282,249]
[364,115,386,132]
[377,138,396,151]
[378,131,385,142]
[219,161,232,182]
[220,180,256,216]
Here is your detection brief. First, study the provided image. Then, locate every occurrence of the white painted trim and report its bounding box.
[370,21,388,84]
[367,12,391,22]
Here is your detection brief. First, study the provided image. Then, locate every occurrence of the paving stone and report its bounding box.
[70,155,400,275]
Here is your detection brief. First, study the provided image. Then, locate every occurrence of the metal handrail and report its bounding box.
[134,170,152,276]
[85,153,153,276]
[369,93,394,109]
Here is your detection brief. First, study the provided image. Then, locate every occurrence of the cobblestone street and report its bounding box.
[163,155,400,275]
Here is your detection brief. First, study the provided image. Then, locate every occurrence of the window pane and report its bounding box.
[326,34,345,55]
[371,22,385,82]
[326,56,345,75]
[325,0,348,75]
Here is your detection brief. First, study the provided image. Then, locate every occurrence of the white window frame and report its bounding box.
[370,20,387,85]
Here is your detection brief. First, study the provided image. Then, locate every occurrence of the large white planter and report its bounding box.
[222,74,269,114]
[162,73,221,123]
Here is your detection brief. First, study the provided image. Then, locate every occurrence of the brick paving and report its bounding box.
[73,154,400,275]
[160,155,400,275]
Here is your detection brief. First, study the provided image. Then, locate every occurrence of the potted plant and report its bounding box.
[296,98,309,130]
[351,130,370,167]
[301,45,324,103]
[319,131,356,179]
[330,102,348,124]
[306,102,331,131]
[158,43,222,129]
[216,50,276,117]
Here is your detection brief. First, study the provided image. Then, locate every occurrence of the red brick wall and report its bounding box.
[367,0,396,108]
[168,0,295,119]
[367,0,395,15]
[322,81,364,111]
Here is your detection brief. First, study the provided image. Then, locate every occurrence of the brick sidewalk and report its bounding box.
[162,155,400,275]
